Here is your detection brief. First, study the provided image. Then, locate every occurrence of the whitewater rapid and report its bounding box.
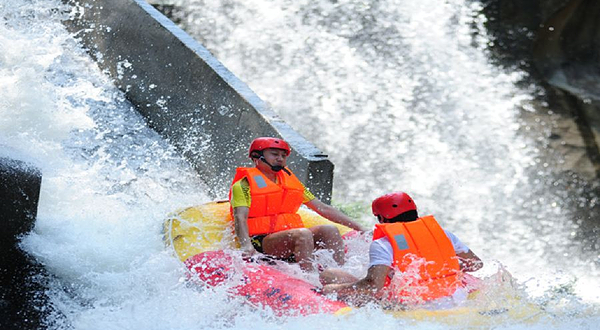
[172,0,600,304]
[1,0,598,328]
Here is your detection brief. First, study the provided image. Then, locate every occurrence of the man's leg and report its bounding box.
[309,225,345,265]
[319,268,358,285]
[262,228,314,271]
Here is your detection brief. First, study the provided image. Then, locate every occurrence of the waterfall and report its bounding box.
[1,0,598,328]
[171,0,600,302]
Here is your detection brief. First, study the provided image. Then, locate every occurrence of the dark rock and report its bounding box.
[0,157,41,244]
[481,0,600,179]
[0,157,57,329]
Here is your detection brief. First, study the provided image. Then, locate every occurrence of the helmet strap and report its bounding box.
[257,153,291,175]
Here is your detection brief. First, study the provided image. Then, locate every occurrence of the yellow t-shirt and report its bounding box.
[230,177,315,208]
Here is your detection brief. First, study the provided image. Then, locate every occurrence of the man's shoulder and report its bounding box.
[370,237,392,251]
[369,237,394,267]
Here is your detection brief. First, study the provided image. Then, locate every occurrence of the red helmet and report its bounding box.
[248,137,291,158]
[372,192,417,220]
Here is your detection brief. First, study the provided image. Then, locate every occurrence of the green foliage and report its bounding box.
[332,200,370,220]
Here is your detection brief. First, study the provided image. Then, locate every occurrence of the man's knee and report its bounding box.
[291,228,314,246]
[313,225,343,241]
[321,224,341,236]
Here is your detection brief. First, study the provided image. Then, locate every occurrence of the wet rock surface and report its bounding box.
[481,0,600,180]
[481,0,599,267]
[0,158,59,329]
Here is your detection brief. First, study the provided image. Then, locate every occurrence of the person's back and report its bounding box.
[319,191,482,307]
[372,215,461,303]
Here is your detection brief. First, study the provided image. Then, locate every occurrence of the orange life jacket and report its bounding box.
[373,215,461,303]
[230,167,305,236]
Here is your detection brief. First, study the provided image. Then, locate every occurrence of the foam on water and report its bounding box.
[2,0,216,328]
[172,0,600,321]
[1,0,599,328]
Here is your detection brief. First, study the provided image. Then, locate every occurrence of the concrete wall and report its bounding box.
[64,0,334,202]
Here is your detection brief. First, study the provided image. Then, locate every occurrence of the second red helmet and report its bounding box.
[372,192,417,220]
[248,137,291,158]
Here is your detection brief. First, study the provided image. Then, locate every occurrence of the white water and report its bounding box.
[2,0,599,328]
[173,0,600,302]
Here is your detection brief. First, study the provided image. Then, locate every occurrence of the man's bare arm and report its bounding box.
[233,206,255,257]
[306,199,368,231]
[321,265,390,305]
[456,249,483,272]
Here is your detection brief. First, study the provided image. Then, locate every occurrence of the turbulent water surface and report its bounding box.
[2,0,599,328]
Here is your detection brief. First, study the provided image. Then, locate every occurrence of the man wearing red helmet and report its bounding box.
[319,192,482,307]
[230,137,367,271]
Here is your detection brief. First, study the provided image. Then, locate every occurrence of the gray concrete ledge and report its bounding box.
[64,0,334,202]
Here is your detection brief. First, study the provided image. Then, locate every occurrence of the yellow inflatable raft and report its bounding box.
[164,201,544,325]
[164,200,353,262]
